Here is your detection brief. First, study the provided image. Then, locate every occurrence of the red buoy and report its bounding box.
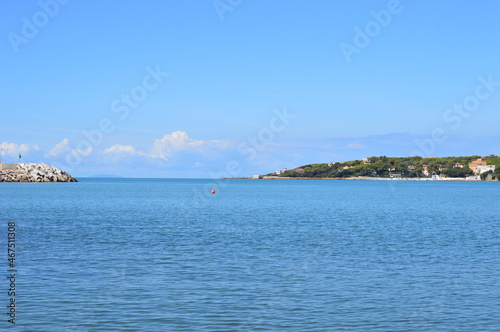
[211,188,216,194]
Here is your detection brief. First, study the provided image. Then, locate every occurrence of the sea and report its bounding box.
[1,178,499,331]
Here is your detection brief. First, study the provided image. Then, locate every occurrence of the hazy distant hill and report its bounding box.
[88,174,124,178]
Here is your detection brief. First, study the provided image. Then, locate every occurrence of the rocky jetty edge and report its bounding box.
[0,163,77,182]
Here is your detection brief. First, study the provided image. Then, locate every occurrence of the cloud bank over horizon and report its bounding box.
[2,131,499,178]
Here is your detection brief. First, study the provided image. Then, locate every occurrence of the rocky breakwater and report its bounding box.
[0,163,78,182]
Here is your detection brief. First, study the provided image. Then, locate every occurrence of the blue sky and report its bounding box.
[1,0,500,177]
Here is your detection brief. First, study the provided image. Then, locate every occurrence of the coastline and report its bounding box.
[225,176,479,181]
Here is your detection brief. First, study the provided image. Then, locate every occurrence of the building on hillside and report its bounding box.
[389,172,401,178]
[469,158,488,174]
[453,162,464,168]
[275,168,288,175]
[362,158,369,164]
[407,165,416,171]
[476,164,496,174]
[295,168,304,174]
[422,165,429,176]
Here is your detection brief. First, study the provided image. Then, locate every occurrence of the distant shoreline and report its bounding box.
[225,176,479,181]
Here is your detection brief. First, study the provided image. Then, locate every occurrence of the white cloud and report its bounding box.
[151,131,203,158]
[44,132,233,164]
[1,142,40,157]
[45,138,70,157]
[151,131,232,159]
[346,143,367,149]
[104,145,138,154]
[1,131,236,173]
[46,138,92,158]
[102,145,147,163]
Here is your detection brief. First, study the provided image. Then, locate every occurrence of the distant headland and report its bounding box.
[244,155,500,181]
[0,163,77,182]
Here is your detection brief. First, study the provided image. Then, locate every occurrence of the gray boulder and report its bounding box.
[0,163,77,182]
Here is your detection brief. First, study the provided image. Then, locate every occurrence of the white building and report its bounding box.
[389,172,401,178]
[476,164,496,174]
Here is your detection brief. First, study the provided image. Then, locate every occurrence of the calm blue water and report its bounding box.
[1,179,499,331]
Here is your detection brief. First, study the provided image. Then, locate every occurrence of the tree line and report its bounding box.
[272,155,500,180]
